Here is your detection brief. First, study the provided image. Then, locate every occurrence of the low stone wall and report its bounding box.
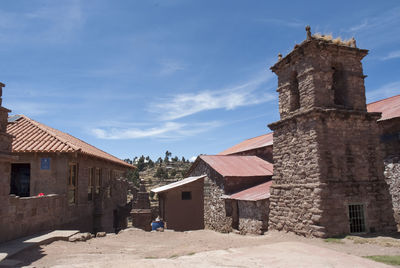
[0,194,68,243]
[238,200,269,235]
[384,155,400,227]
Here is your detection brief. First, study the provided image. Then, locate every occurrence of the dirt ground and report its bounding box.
[6,228,400,267]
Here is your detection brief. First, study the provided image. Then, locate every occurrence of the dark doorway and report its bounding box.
[10,163,31,197]
[349,204,366,233]
[232,201,239,230]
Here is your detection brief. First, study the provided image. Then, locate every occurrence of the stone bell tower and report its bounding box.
[268,27,396,237]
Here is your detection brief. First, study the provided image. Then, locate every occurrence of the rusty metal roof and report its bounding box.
[224,180,272,201]
[367,94,400,121]
[199,155,273,177]
[7,115,133,168]
[218,132,273,155]
[151,175,206,193]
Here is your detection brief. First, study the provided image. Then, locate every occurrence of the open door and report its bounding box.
[10,163,31,197]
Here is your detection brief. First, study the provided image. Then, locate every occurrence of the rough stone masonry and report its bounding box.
[268,27,397,238]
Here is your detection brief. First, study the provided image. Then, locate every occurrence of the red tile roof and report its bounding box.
[367,94,400,121]
[7,115,133,168]
[199,155,273,177]
[225,180,272,201]
[219,132,273,156]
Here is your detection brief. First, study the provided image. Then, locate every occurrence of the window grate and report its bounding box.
[349,204,366,233]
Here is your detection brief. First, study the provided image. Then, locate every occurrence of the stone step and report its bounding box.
[0,230,79,263]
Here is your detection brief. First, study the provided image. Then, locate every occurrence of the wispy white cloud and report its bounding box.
[4,101,50,116]
[256,18,304,28]
[91,121,221,140]
[345,7,400,48]
[366,81,400,103]
[382,50,400,60]
[159,59,185,76]
[150,72,275,120]
[0,0,84,44]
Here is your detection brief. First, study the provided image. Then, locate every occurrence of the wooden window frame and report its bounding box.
[68,163,78,205]
[95,168,101,195]
[88,167,94,201]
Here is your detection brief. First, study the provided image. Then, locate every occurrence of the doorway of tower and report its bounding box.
[10,163,31,197]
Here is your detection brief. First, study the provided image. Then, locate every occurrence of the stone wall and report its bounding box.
[269,111,322,236]
[269,109,397,237]
[268,35,396,237]
[238,199,269,235]
[384,156,400,228]
[189,160,232,233]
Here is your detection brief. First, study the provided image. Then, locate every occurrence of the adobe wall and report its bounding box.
[228,146,273,163]
[225,176,271,194]
[0,194,66,242]
[160,179,204,231]
[379,118,400,158]
[12,153,71,196]
[0,151,131,242]
[238,199,269,235]
[75,154,130,233]
[188,160,232,233]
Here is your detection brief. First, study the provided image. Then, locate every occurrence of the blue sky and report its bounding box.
[1,0,399,161]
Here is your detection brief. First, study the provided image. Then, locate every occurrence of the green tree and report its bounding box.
[155,167,168,181]
[164,150,172,163]
[181,156,186,162]
[170,169,177,177]
[126,168,140,187]
[148,159,154,168]
[137,155,146,171]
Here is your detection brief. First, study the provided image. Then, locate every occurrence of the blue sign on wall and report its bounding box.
[41,158,50,170]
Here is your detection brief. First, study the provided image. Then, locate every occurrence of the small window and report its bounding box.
[181,191,192,200]
[88,167,94,201]
[349,204,366,233]
[332,64,347,106]
[289,71,300,112]
[95,168,101,195]
[68,163,78,204]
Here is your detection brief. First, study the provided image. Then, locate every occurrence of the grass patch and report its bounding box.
[145,256,158,259]
[324,238,344,244]
[364,255,400,266]
[187,252,196,256]
[346,236,400,248]
[169,254,178,259]
[346,236,369,244]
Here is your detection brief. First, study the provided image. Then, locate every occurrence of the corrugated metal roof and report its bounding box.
[151,175,206,193]
[7,115,133,168]
[199,155,273,177]
[367,94,400,121]
[218,132,273,156]
[224,180,272,201]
